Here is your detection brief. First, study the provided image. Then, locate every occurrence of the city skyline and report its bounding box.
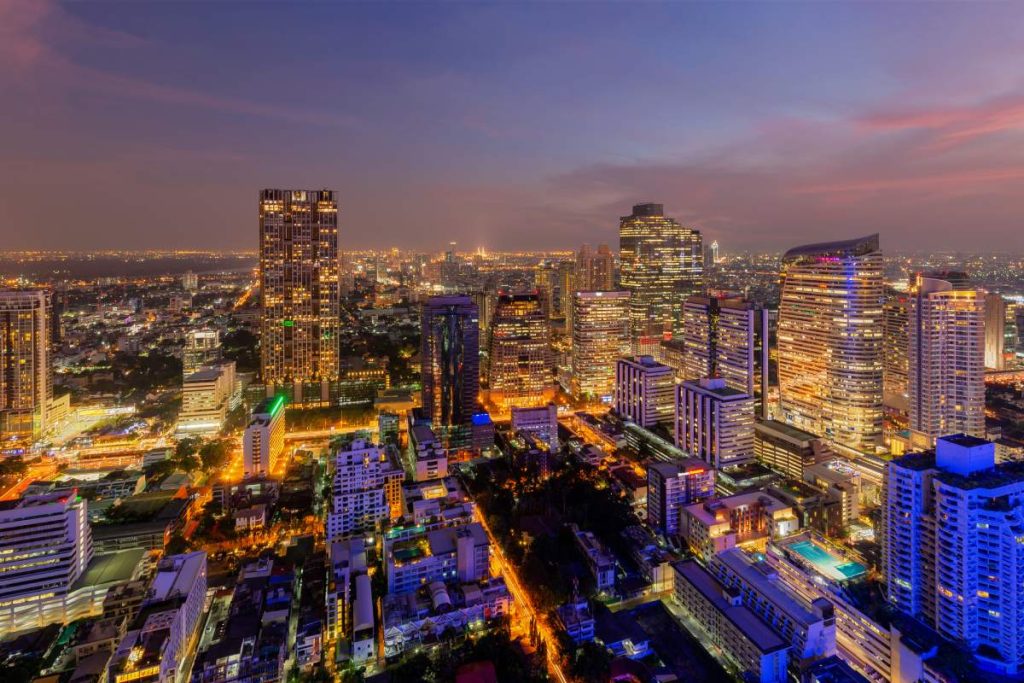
[6,2,1024,252]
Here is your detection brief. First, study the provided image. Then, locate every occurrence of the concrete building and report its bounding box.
[884,435,1024,674]
[571,524,617,593]
[571,291,631,400]
[243,396,285,477]
[408,422,448,482]
[575,243,614,292]
[510,404,559,452]
[646,459,716,536]
[178,362,236,436]
[676,378,756,468]
[883,291,910,418]
[672,560,790,683]
[259,189,340,393]
[682,492,799,560]
[614,356,675,427]
[908,275,986,440]
[384,523,490,595]
[326,439,404,540]
[182,329,221,378]
[777,235,884,453]
[486,291,551,408]
[985,292,1006,370]
[754,420,832,480]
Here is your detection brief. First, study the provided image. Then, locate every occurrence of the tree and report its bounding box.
[569,641,612,682]
[175,437,201,459]
[199,440,230,472]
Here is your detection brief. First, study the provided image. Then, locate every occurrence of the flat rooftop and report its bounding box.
[72,548,146,589]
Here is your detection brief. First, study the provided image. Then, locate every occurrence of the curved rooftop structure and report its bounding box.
[782,233,879,262]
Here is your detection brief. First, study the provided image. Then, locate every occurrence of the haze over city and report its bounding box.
[5,1,1024,252]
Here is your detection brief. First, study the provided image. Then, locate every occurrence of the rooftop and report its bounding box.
[72,548,146,590]
[782,233,879,262]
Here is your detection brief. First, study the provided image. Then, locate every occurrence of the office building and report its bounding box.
[178,362,236,436]
[614,355,675,427]
[0,290,52,441]
[378,411,400,446]
[258,189,340,392]
[182,329,221,377]
[754,420,832,480]
[0,492,92,634]
[619,203,703,342]
[882,291,910,417]
[421,295,480,447]
[486,291,551,408]
[575,243,614,292]
[672,560,790,683]
[985,292,1006,370]
[679,296,769,408]
[109,552,207,683]
[908,275,985,440]
[243,396,286,477]
[510,404,559,452]
[777,235,884,453]
[326,439,404,540]
[884,435,1024,675]
[646,459,715,536]
[676,378,756,468]
[571,291,631,399]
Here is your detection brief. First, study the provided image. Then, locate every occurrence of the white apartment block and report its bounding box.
[676,378,755,468]
[646,459,716,536]
[885,435,1024,675]
[384,523,490,595]
[614,356,675,428]
[326,439,404,540]
[510,404,559,452]
[177,362,236,436]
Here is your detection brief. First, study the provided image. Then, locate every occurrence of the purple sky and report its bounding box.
[3,1,1024,253]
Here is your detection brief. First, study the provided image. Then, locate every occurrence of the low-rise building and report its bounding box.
[681,491,799,560]
[571,524,617,594]
[510,404,559,452]
[646,459,715,536]
[384,522,490,595]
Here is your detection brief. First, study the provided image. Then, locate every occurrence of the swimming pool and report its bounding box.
[788,540,866,581]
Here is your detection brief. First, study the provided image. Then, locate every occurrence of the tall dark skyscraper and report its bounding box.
[258,189,340,394]
[618,203,703,344]
[0,290,52,442]
[421,295,480,430]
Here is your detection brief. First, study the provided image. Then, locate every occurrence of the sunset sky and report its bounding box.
[4,1,1024,252]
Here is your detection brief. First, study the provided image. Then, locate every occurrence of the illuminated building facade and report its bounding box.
[614,355,674,427]
[777,234,883,453]
[647,460,715,536]
[680,296,769,413]
[182,329,221,377]
[618,203,703,342]
[421,296,481,443]
[327,439,404,540]
[884,436,1024,675]
[243,396,286,477]
[0,290,52,442]
[676,378,755,469]
[571,291,631,399]
[908,275,985,440]
[486,291,551,408]
[258,189,340,393]
[985,292,1006,370]
[882,291,909,418]
[575,243,615,292]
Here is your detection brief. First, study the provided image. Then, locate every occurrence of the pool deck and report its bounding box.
[784,539,866,582]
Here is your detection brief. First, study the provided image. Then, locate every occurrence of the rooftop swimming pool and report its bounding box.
[787,539,866,581]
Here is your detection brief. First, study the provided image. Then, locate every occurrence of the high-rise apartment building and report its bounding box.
[985,293,1006,370]
[618,203,703,342]
[908,275,985,440]
[0,492,92,634]
[183,329,221,377]
[575,244,614,292]
[0,290,52,441]
[882,291,910,418]
[777,235,884,453]
[646,459,715,536]
[614,356,675,427]
[571,291,631,399]
[326,439,404,540]
[676,378,755,469]
[884,436,1024,675]
[421,296,481,444]
[486,291,551,408]
[243,396,286,477]
[258,189,340,392]
[679,295,769,412]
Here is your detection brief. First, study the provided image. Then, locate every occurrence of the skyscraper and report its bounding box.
[679,295,769,412]
[0,290,52,442]
[882,290,910,419]
[487,291,551,408]
[908,275,985,440]
[258,189,340,393]
[183,329,222,377]
[575,244,614,292]
[884,436,1024,675]
[777,234,884,453]
[571,291,631,399]
[985,293,1006,370]
[676,378,755,469]
[614,355,675,427]
[421,295,481,432]
[618,203,703,343]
